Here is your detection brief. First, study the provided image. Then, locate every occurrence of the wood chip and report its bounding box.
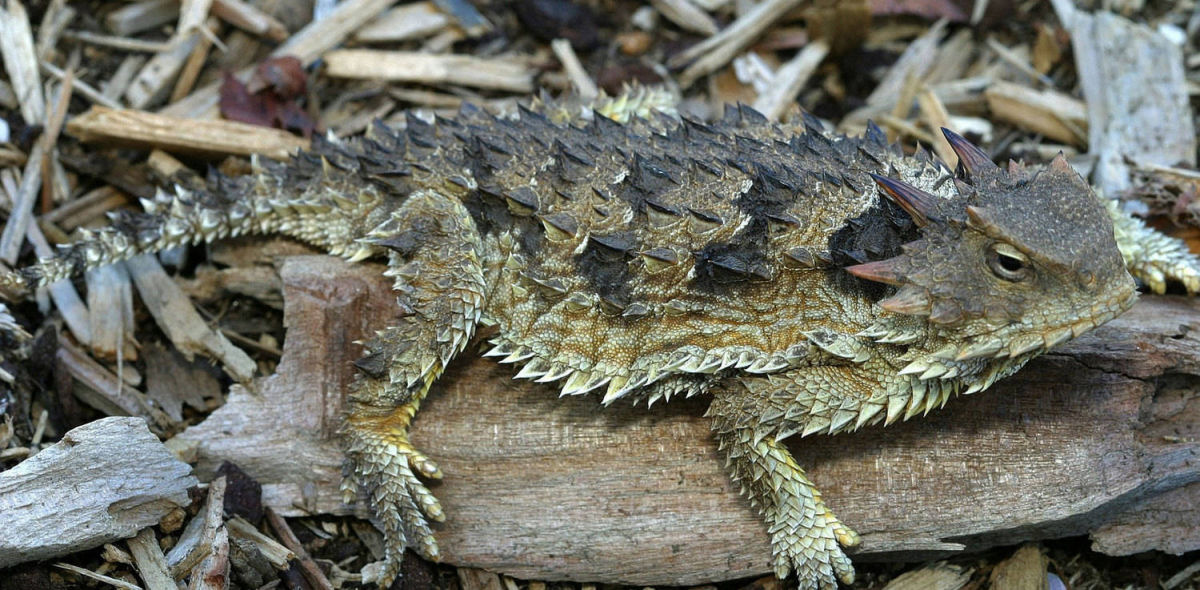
[66,106,310,160]
[988,544,1049,590]
[0,417,197,569]
[266,507,333,590]
[0,138,45,263]
[983,80,1087,146]
[85,263,136,362]
[324,50,535,93]
[126,253,257,383]
[161,0,399,119]
[211,0,288,42]
[458,568,505,590]
[225,516,293,569]
[751,39,829,121]
[551,39,598,101]
[1052,3,1196,194]
[652,0,718,36]
[672,0,804,88]
[128,528,177,590]
[882,562,972,590]
[355,2,449,43]
[57,338,171,425]
[0,0,46,125]
[105,0,179,37]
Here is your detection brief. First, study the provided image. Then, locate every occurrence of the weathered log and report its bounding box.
[0,417,197,568]
[176,255,1200,586]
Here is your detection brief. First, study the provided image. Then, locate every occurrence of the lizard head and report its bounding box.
[847,129,1137,361]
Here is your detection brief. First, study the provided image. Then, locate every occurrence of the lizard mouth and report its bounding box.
[894,283,1137,385]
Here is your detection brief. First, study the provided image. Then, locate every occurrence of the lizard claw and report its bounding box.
[771,502,858,590]
[341,403,444,587]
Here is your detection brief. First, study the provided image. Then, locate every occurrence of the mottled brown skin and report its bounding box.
[3,96,1196,589]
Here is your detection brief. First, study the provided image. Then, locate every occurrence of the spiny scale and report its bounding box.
[2,91,1197,590]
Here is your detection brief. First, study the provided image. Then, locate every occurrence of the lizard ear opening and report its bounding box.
[869,174,938,227]
[941,128,998,182]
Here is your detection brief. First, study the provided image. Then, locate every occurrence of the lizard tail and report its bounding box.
[2,131,405,300]
[2,169,267,298]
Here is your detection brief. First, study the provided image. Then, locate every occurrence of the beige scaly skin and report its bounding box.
[1,93,1197,589]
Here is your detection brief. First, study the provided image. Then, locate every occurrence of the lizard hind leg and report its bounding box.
[338,189,488,586]
[708,380,859,590]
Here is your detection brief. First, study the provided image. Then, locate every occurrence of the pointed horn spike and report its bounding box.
[941,128,998,178]
[965,205,1000,232]
[869,174,937,226]
[878,286,932,315]
[845,259,906,286]
[1049,152,1074,173]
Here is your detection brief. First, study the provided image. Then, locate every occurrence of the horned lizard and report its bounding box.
[2,91,1198,589]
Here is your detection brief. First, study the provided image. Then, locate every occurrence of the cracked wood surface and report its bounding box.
[176,254,1200,586]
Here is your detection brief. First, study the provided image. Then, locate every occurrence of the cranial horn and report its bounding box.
[845,258,906,285]
[869,174,938,226]
[941,128,998,179]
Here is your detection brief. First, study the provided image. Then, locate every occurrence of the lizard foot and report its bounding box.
[770,500,859,590]
[1108,198,1200,294]
[341,401,444,587]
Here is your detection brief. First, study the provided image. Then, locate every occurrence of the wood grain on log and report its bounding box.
[0,417,197,568]
[176,255,1200,585]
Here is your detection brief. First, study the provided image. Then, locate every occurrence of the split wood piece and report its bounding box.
[0,0,45,125]
[63,30,172,53]
[57,338,170,427]
[652,0,718,36]
[988,545,1049,590]
[181,477,231,588]
[161,0,399,119]
[1051,3,1196,195]
[66,106,310,160]
[671,0,805,88]
[85,263,136,362]
[323,50,535,93]
[983,80,1087,147]
[882,562,972,590]
[34,1,75,63]
[916,87,955,165]
[41,59,121,109]
[0,417,197,569]
[751,39,829,122]
[431,0,489,36]
[170,18,221,104]
[102,55,147,103]
[105,0,179,37]
[167,475,227,577]
[265,507,334,590]
[355,2,450,43]
[125,33,204,109]
[175,255,1200,585]
[839,20,948,132]
[126,253,256,383]
[128,528,176,590]
[144,340,223,422]
[211,0,288,41]
[226,517,293,569]
[550,39,598,102]
[0,138,46,264]
[458,568,505,590]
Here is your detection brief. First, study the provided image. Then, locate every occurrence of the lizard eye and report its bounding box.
[988,243,1029,282]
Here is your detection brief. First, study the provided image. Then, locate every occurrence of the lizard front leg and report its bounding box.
[339,189,487,586]
[708,377,860,590]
